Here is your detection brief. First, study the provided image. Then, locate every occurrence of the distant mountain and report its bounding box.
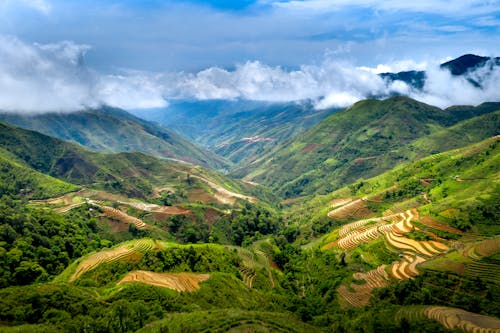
[132,100,339,165]
[440,54,500,76]
[0,107,226,170]
[241,97,500,198]
[381,54,500,90]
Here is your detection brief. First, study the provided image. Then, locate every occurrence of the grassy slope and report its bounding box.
[0,106,226,170]
[243,97,500,198]
[0,147,78,199]
[0,121,260,201]
[290,135,499,244]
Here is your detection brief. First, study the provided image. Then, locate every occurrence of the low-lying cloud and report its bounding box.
[0,35,498,113]
[0,35,167,113]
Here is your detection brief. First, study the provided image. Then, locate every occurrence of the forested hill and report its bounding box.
[0,106,226,169]
[241,97,500,198]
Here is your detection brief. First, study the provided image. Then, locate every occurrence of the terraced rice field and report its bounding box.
[118,270,210,291]
[70,239,156,282]
[234,247,275,289]
[397,306,500,333]
[330,198,353,209]
[464,259,500,284]
[338,265,390,307]
[465,238,500,259]
[99,205,148,229]
[420,216,464,235]
[327,197,368,219]
[332,208,450,307]
[389,253,426,280]
[383,231,448,257]
[330,209,417,250]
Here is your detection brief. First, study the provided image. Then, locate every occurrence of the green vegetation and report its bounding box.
[0,107,225,169]
[243,97,499,198]
[133,99,339,166]
[0,97,499,332]
[0,147,78,199]
[0,198,105,286]
[135,309,319,333]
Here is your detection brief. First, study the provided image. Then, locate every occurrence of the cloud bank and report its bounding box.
[0,35,498,113]
[0,36,167,113]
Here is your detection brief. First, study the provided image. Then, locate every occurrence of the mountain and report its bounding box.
[132,100,339,165]
[0,97,499,333]
[440,54,500,76]
[0,121,259,201]
[1,135,498,333]
[283,135,499,327]
[0,145,78,199]
[381,54,500,90]
[241,97,500,198]
[0,106,226,169]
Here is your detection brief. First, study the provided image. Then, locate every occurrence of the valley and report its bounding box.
[0,62,498,332]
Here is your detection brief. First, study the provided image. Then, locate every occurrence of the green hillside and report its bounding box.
[0,146,78,199]
[0,107,226,169]
[0,99,499,333]
[242,97,500,198]
[133,100,338,166]
[0,121,258,200]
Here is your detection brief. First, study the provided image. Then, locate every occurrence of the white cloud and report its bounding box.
[0,36,167,113]
[268,0,500,16]
[411,59,500,108]
[359,59,428,74]
[0,35,96,113]
[0,35,498,113]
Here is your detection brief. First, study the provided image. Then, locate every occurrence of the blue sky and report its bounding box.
[0,0,499,112]
[1,0,499,71]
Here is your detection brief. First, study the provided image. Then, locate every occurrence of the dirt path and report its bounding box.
[98,205,148,229]
[192,175,256,205]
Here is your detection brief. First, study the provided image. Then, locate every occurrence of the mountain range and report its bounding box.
[0,54,498,333]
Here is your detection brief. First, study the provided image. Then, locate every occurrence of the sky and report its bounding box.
[0,0,499,112]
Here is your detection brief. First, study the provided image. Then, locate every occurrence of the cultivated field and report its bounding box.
[118,270,210,291]
[397,306,500,333]
[69,239,156,282]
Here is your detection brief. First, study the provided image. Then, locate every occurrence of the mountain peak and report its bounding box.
[440,54,497,75]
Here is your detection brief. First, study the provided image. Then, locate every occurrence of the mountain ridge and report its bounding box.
[241,96,500,198]
[0,106,227,170]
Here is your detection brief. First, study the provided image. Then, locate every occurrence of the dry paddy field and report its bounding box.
[398,306,500,333]
[99,205,148,229]
[338,265,390,307]
[69,239,156,282]
[192,175,256,205]
[327,197,369,219]
[118,270,210,292]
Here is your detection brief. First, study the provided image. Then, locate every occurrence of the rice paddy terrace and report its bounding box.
[397,306,500,333]
[57,238,278,294]
[323,199,497,308]
[320,190,500,332]
[118,271,210,291]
